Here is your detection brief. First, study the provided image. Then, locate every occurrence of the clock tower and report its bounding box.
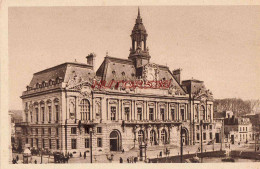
[128,8,151,68]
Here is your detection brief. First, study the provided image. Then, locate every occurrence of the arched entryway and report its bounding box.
[110,130,121,151]
[150,130,157,145]
[181,128,189,146]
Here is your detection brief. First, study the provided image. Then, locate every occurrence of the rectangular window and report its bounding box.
[56,128,59,135]
[137,107,142,120]
[196,125,200,130]
[30,111,33,122]
[25,113,28,122]
[243,127,245,131]
[31,138,33,147]
[149,108,154,121]
[197,133,200,140]
[85,127,90,134]
[160,108,165,121]
[56,139,59,149]
[181,109,185,121]
[124,107,130,121]
[97,127,102,134]
[209,125,212,130]
[71,127,77,134]
[42,139,45,148]
[210,132,212,140]
[97,138,102,147]
[171,109,175,121]
[48,106,52,122]
[42,128,45,135]
[48,128,51,135]
[36,128,38,135]
[31,128,33,134]
[71,139,77,149]
[49,139,52,149]
[85,138,90,148]
[36,108,39,122]
[41,107,45,122]
[111,106,116,121]
[203,133,206,140]
[203,125,206,130]
[26,138,28,144]
[246,127,247,131]
[36,138,39,148]
[55,105,59,121]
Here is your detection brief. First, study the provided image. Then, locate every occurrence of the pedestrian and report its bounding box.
[119,157,123,163]
[12,158,16,164]
[134,157,137,163]
[34,159,37,164]
[127,157,129,163]
[16,155,19,162]
[80,152,82,157]
[122,149,124,153]
[84,152,86,159]
[160,151,162,157]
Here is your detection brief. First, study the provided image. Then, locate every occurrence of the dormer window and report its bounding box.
[56,77,60,83]
[112,70,116,75]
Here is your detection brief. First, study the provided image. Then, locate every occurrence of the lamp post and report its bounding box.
[180,125,183,163]
[200,120,203,163]
[90,127,94,163]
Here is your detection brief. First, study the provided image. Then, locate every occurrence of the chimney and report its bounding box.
[172,68,182,84]
[86,53,96,70]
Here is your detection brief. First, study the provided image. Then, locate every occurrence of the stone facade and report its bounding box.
[15,8,215,157]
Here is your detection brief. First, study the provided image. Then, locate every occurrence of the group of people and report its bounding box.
[126,156,138,163]
[12,155,19,164]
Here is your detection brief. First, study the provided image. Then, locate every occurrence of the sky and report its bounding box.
[8,6,260,110]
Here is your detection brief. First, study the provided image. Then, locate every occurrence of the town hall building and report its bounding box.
[16,8,215,157]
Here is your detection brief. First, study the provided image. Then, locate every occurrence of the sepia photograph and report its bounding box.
[5,5,260,165]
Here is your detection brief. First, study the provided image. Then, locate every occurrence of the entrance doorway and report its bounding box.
[215,133,220,143]
[110,130,121,151]
[181,128,189,145]
[231,135,235,144]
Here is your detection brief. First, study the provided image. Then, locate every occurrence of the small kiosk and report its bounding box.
[23,144,32,164]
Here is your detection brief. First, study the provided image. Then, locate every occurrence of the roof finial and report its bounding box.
[138,7,141,18]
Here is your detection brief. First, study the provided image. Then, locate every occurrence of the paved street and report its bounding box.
[12,142,260,163]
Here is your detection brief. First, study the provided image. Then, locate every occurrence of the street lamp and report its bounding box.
[180,125,183,163]
[90,127,94,163]
[200,120,203,163]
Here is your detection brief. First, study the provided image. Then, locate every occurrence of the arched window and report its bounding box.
[161,129,167,144]
[80,99,90,120]
[150,130,156,145]
[54,99,59,121]
[138,130,144,143]
[200,105,205,121]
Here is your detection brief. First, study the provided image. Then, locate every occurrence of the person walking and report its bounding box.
[16,155,19,162]
[84,152,86,159]
[119,157,123,163]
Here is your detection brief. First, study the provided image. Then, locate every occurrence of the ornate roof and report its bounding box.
[131,7,147,36]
